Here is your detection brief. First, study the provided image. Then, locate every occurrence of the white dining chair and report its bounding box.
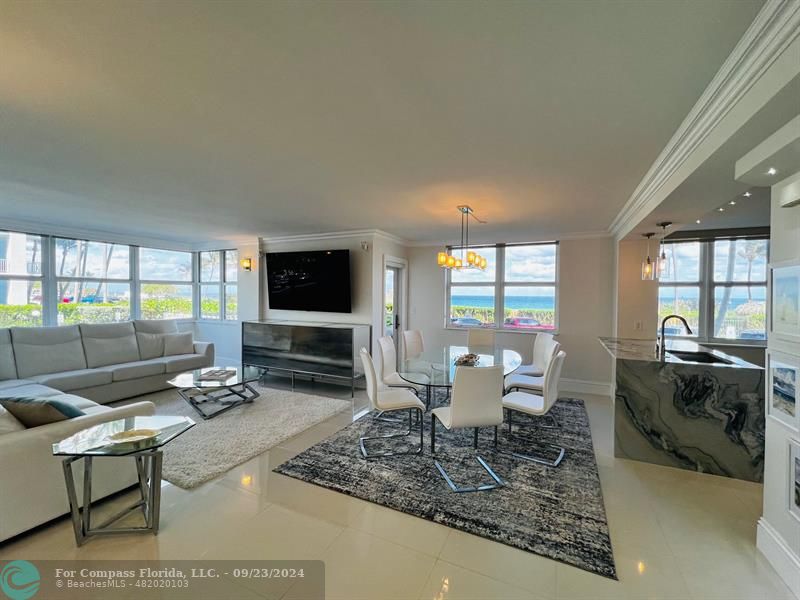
[516,333,559,377]
[378,335,429,393]
[430,365,505,492]
[504,335,561,396]
[359,348,425,459]
[502,351,566,466]
[467,328,496,347]
[403,330,444,376]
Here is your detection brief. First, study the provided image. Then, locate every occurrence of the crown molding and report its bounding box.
[609,0,800,240]
[259,229,408,245]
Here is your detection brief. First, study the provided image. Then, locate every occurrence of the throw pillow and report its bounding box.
[163,332,194,357]
[0,397,85,428]
[136,332,165,360]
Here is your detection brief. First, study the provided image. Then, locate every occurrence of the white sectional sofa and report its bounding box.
[0,319,214,542]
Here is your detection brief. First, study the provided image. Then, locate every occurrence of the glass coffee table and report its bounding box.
[168,366,262,420]
[52,415,194,546]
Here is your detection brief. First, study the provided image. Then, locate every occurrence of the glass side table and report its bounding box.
[52,415,194,546]
[167,366,262,420]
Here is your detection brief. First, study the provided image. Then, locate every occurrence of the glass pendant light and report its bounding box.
[641,233,658,280]
[656,222,672,278]
[437,205,487,270]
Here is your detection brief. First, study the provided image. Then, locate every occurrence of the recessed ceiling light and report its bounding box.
[695,219,701,224]
[743,191,752,197]
[729,200,737,205]
[718,207,725,212]
[767,167,778,176]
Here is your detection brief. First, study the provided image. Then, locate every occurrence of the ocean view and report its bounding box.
[452,295,555,310]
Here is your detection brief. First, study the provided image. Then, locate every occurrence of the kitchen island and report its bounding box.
[599,337,765,482]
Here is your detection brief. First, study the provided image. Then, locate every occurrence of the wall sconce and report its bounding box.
[361,241,370,251]
[240,257,253,272]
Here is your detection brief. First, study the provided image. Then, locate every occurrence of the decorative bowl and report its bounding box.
[455,353,480,366]
[107,429,159,444]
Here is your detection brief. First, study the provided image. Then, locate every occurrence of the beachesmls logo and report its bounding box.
[0,561,40,600]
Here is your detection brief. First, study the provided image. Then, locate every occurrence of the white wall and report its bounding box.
[757,172,800,597]
[407,238,615,394]
[616,239,659,339]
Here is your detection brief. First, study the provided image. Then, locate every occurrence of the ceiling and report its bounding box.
[631,73,800,239]
[0,0,764,245]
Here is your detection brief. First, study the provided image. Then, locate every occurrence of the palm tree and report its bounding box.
[737,240,767,300]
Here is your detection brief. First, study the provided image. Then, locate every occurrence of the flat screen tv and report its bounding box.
[266,249,352,313]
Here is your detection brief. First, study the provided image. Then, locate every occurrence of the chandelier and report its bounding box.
[437,205,487,270]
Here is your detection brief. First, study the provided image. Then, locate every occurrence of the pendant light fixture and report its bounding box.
[656,222,672,279]
[641,233,658,280]
[437,205,487,270]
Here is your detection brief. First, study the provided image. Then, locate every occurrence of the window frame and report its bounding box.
[0,231,46,327]
[659,236,768,346]
[445,242,559,334]
[137,247,196,322]
[198,249,238,322]
[52,238,133,325]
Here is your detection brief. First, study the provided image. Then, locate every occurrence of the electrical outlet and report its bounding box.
[634,320,643,331]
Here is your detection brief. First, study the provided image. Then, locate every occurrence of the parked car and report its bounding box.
[504,317,541,329]
[451,317,483,327]
[504,317,556,330]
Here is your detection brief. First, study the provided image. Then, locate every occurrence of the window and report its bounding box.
[199,250,238,321]
[657,241,701,337]
[659,237,768,342]
[447,243,558,332]
[0,231,43,327]
[54,238,131,324]
[139,247,194,320]
[712,239,767,340]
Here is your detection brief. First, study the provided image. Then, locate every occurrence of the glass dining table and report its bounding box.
[399,344,522,389]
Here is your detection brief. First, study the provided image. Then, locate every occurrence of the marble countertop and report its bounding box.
[597,337,762,369]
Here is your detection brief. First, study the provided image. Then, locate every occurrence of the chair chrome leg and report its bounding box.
[434,456,505,493]
[430,414,436,455]
[539,413,560,429]
[507,445,566,467]
[360,408,423,459]
[502,409,565,467]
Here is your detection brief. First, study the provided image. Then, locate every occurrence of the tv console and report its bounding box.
[242,320,371,397]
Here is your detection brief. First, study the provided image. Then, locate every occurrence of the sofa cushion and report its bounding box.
[0,383,62,398]
[0,396,85,428]
[11,325,87,378]
[0,329,17,380]
[164,353,208,373]
[79,322,140,368]
[163,332,194,357]
[0,405,24,435]
[30,368,113,391]
[53,394,100,412]
[133,319,179,335]
[0,379,33,392]
[136,332,165,360]
[105,359,166,382]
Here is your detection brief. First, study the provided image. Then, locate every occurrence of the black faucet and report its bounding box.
[657,314,693,361]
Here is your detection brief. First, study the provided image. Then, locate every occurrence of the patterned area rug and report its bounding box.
[117,384,351,489]
[275,396,617,579]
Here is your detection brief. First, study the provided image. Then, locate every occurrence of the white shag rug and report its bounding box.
[117,385,351,489]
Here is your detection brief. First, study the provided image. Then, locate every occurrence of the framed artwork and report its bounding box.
[770,260,800,343]
[789,439,800,523]
[767,350,799,431]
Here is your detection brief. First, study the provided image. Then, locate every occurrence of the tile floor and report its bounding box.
[0,379,794,600]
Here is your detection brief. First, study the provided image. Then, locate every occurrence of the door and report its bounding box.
[384,265,401,351]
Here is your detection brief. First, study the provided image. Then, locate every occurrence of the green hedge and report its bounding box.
[451,305,555,325]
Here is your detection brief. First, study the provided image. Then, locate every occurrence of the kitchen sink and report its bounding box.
[666,350,733,365]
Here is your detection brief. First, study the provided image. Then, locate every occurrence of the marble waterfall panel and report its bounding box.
[614,359,765,482]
